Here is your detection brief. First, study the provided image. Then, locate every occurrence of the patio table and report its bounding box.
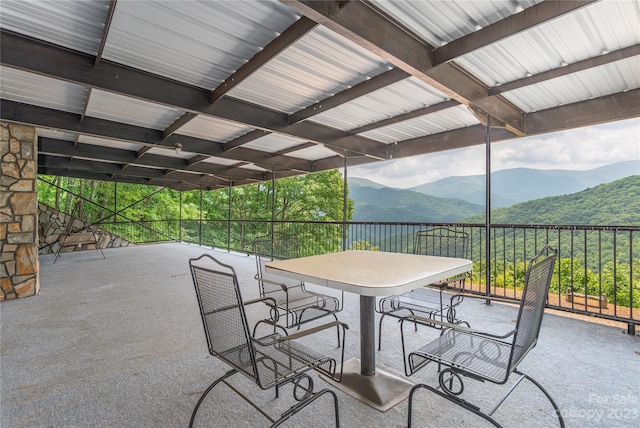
[265,250,472,411]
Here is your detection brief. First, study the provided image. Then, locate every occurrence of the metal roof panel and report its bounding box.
[0,66,88,115]
[504,57,640,113]
[310,77,450,131]
[85,90,184,131]
[101,0,298,89]
[286,144,336,161]
[0,0,109,55]
[242,133,309,153]
[371,0,541,48]
[227,25,392,113]
[359,105,478,143]
[457,0,640,88]
[177,116,254,143]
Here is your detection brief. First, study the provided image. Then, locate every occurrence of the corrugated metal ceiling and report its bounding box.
[0,0,638,191]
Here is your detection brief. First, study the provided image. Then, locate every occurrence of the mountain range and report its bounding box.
[348,160,639,224]
[407,160,639,207]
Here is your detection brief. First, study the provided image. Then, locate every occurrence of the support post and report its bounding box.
[228,178,232,252]
[342,153,348,251]
[485,115,492,304]
[199,186,203,246]
[271,167,276,240]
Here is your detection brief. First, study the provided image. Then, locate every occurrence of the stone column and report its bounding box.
[1,122,39,300]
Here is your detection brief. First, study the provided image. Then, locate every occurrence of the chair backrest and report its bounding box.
[253,232,301,262]
[509,245,557,370]
[189,254,258,380]
[253,232,302,294]
[414,227,468,258]
[64,200,87,234]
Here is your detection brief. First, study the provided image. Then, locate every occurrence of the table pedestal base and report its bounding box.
[321,357,413,412]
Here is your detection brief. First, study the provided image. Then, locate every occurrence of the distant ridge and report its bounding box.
[348,161,639,223]
[405,160,639,207]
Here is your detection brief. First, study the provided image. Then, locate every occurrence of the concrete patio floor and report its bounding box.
[1,242,638,427]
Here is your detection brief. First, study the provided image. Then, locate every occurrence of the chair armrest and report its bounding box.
[449,293,519,307]
[254,273,290,292]
[278,320,349,341]
[400,314,516,340]
[244,296,277,307]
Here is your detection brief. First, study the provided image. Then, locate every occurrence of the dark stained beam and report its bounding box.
[0,30,388,159]
[348,99,460,135]
[433,1,598,65]
[136,146,152,158]
[288,67,409,124]
[186,155,210,166]
[223,129,270,151]
[38,138,269,182]
[390,124,516,159]
[38,166,215,191]
[94,0,117,67]
[490,44,640,96]
[162,112,197,139]
[211,16,317,103]
[280,0,525,135]
[38,154,235,188]
[270,142,316,157]
[525,88,640,135]
[1,100,315,173]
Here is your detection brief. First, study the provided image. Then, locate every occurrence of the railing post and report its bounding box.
[179,191,182,242]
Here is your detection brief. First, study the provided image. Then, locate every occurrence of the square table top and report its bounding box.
[265,250,472,297]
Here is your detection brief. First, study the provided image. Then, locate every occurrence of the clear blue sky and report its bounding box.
[350,117,640,188]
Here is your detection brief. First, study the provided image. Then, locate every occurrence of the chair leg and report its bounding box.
[407,383,501,428]
[377,313,387,351]
[332,313,341,348]
[514,370,566,428]
[272,388,340,428]
[189,369,237,428]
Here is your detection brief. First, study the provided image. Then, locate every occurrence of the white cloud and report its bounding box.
[350,117,640,188]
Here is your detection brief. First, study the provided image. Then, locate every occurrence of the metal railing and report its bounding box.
[105,218,639,333]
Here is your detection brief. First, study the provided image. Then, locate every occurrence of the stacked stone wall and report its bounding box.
[1,123,39,300]
[38,203,134,255]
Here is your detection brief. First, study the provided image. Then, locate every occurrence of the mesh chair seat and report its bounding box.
[379,287,447,316]
[408,329,512,384]
[252,334,336,388]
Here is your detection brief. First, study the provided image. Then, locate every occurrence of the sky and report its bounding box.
[349,117,640,188]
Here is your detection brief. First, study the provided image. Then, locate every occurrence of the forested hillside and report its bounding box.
[463,175,640,225]
[349,183,483,222]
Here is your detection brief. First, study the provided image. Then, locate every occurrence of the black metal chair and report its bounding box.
[188,254,348,427]
[253,233,344,341]
[402,245,564,428]
[377,227,470,350]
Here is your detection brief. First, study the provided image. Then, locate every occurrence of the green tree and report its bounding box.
[350,240,380,251]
